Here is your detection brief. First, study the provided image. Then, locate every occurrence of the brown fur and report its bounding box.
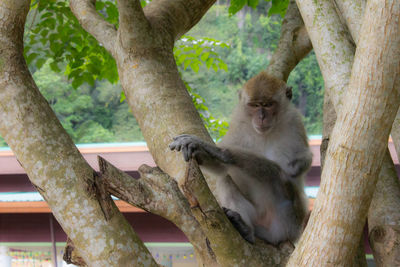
[243,72,286,100]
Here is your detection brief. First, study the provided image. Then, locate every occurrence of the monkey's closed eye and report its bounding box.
[247,103,260,108]
[262,102,274,108]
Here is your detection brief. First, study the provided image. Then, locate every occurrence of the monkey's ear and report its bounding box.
[286,86,293,100]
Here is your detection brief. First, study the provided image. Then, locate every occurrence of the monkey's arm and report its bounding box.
[169,134,234,164]
[169,134,282,181]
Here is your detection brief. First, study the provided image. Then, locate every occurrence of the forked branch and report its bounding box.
[117,0,152,48]
[182,159,291,266]
[266,0,312,81]
[69,0,117,56]
[98,156,218,266]
[144,0,216,42]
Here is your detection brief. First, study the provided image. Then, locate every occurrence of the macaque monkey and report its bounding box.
[169,72,312,245]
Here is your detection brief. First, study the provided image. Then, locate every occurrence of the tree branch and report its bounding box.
[182,160,291,266]
[64,238,88,267]
[392,109,400,160]
[117,0,152,48]
[316,1,400,265]
[266,0,312,81]
[333,0,365,44]
[368,150,400,265]
[98,156,218,266]
[289,0,400,264]
[295,0,355,111]
[0,2,155,266]
[69,0,117,56]
[144,0,216,42]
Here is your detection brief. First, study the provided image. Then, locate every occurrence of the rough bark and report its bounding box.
[71,0,214,187]
[0,1,156,266]
[320,95,336,169]
[295,0,355,111]
[99,157,218,266]
[333,0,365,44]
[182,160,290,266]
[311,0,400,265]
[321,95,367,267]
[70,0,253,265]
[266,0,312,81]
[368,151,400,266]
[392,109,400,160]
[288,0,400,265]
[64,238,88,267]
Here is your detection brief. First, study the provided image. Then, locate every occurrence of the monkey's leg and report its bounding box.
[254,200,299,245]
[216,174,257,244]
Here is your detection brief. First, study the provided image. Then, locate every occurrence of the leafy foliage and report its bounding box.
[175,36,229,73]
[228,0,289,17]
[288,52,324,134]
[174,36,230,140]
[187,83,229,141]
[7,2,324,147]
[25,0,118,88]
[33,62,143,143]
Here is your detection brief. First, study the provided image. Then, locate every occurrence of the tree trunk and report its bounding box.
[368,151,400,266]
[0,1,156,266]
[288,0,400,264]
[309,0,400,264]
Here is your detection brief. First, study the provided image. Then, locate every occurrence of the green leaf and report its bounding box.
[40,12,53,19]
[218,61,228,72]
[120,91,126,103]
[36,58,47,69]
[26,53,39,65]
[205,58,214,69]
[95,1,105,10]
[183,60,191,70]
[82,72,95,86]
[106,4,119,22]
[49,61,61,72]
[200,52,210,62]
[191,61,200,73]
[50,41,63,55]
[70,59,84,69]
[177,54,187,65]
[268,0,289,17]
[71,75,84,89]
[229,0,246,15]
[40,29,49,37]
[140,0,148,7]
[248,0,259,8]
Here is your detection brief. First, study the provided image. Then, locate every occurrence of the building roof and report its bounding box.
[0,139,397,214]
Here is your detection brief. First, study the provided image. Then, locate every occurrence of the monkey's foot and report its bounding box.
[223,207,255,244]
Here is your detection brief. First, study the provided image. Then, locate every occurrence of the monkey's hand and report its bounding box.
[287,156,312,178]
[169,134,233,164]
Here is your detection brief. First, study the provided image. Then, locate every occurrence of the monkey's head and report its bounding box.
[240,72,292,134]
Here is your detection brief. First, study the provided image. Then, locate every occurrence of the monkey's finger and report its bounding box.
[168,143,176,150]
[187,143,197,160]
[182,146,189,161]
[172,134,190,141]
[169,142,177,151]
[169,141,183,151]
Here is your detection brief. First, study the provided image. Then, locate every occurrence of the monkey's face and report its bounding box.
[241,72,290,134]
[245,99,280,134]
